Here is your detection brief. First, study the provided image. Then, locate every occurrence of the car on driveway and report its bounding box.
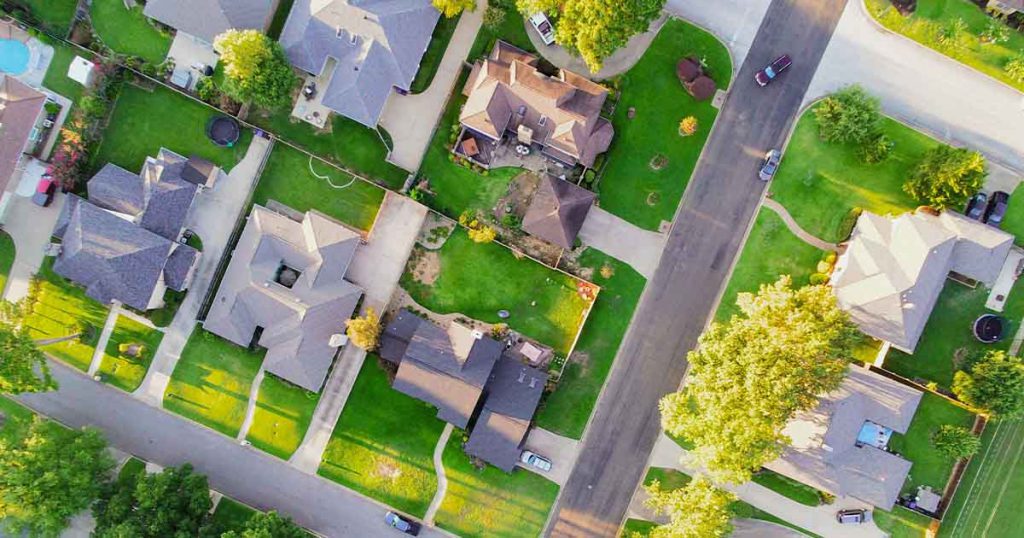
[755,54,792,87]
[836,509,870,524]
[984,191,1010,228]
[965,192,988,220]
[759,149,782,181]
[32,176,56,207]
[520,450,552,472]
[384,512,420,536]
[529,13,556,45]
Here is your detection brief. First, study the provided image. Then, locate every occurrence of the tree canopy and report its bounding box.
[644,475,735,538]
[953,350,1024,419]
[433,0,476,17]
[903,144,987,210]
[813,85,882,145]
[659,277,859,482]
[221,511,307,538]
[345,308,381,351]
[0,302,54,394]
[92,464,213,538]
[931,424,981,459]
[214,30,298,109]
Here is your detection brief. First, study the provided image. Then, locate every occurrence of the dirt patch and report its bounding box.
[494,171,542,222]
[569,351,591,376]
[646,192,661,206]
[373,460,403,481]
[649,154,668,171]
[409,249,440,286]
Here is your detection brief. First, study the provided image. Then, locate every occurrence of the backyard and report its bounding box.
[889,393,976,494]
[40,37,86,105]
[245,374,320,460]
[410,14,461,93]
[597,19,732,231]
[401,229,591,355]
[96,315,165,392]
[163,328,265,437]
[21,0,77,34]
[874,506,936,538]
[90,0,172,64]
[318,359,446,517]
[252,144,385,232]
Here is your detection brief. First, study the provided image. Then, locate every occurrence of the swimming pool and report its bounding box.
[0,39,30,76]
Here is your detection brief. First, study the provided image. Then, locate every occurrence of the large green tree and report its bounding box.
[953,350,1024,418]
[93,464,213,537]
[660,277,859,483]
[813,85,881,145]
[221,511,306,538]
[903,144,987,210]
[0,312,54,394]
[644,476,735,538]
[0,420,113,537]
[214,30,298,109]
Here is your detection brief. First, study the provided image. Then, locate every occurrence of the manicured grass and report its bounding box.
[939,418,1024,538]
[117,457,146,481]
[40,38,86,105]
[715,209,825,321]
[535,248,645,438]
[246,374,320,460]
[90,0,172,64]
[999,183,1024,244]
[874,506,935,538]
[248,109,406,189]
[267,0,296,39]
[97,315,164,392]
[620,519,657,537]
[467,5,535,61]
[0,396,35,445]
[771,107,936,243]
[0,229,16,296]
[209,498,257,532]
[598,19,731,231]
[23,0,77,34]
[163,328,265,437]
[435,432,559,538]
[410,14,461,93]
[401,229,590,355]
[23,259,109,371]
[319,359,445,517]
[889,393,975,494]
[253,144,385,231]
[750,469,822,507]
[95,83,253,173]
[866,0,1024,93]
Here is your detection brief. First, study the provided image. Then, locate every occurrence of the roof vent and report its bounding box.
[471,330,483,340]
[529,378,537,388]
[517,371,526,383]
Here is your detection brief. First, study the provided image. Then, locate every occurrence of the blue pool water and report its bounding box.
[0,39,30,75]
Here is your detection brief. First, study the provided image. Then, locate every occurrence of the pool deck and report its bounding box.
[0,19,53,89]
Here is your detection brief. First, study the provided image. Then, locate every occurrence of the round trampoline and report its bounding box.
[973,314,1006,344]
[206,116,240,147]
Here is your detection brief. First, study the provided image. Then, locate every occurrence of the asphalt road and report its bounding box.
[545,1,849,536]
[16,361,446,538]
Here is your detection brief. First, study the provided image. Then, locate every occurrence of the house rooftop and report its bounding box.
[522,175,596,249]
[464,356,548,471]
[143,0,276,44]
[0,75,46,192]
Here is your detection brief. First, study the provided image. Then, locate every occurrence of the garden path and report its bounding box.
[525,15,669,80]
[87,302,122,376]
[578,206,666,279]
[762,198,838,252]
[424,423,454,526]
[236,368,265,441]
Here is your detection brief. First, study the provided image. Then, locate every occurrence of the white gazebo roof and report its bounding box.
[67,56,96,87]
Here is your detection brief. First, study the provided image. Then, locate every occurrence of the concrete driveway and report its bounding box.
[1,191,64,302]
[578,206,666,279]
[519,427,581,486]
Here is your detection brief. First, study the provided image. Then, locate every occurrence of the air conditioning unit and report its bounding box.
[328,334,349,348]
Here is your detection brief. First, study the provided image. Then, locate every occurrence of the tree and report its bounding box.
[433,0,476,17]
[953,350,1024,418]
[0,420,113,537]
[903,145,986,209]
[813,85,881,145]
[1005,55,1024,84]
[0,302,54,394]
[221,511,306,538]
[644,476,735,538]
[679,116,698,136]
[214,30,298,109]
[345,308,381,351]
[931,424,981,459]
[483,5,507,30]
[93,464,213,537]
[659,277,859,482]
[552,0,665,73]
[860,133,894,164]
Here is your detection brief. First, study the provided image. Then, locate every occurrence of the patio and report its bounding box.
[290,59,336,129]
[453,127,577,177]
[166,32,218,92]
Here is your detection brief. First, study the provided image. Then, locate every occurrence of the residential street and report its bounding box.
[546,1,849,535]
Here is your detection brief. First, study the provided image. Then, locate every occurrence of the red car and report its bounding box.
[32,176,56,207]
[755,54,793,87]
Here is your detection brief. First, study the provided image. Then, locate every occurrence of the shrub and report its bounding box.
[195,77,219,103]
[345,308,382,351]
[981,17,1010,45]
[483,5,506,30]
[860,133,894,164]
[903,145,986,210]
[809,273,830,285]
[501,213,521,228]
[467,225,497,243]
[836,207,864,241]
[932,424,981,459]
[1005,55,1024,84]
[679,116,698,136]
[813,85,881,145]
[936,18,970,55]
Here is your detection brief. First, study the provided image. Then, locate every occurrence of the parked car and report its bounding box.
[836,509,870,524]
[755,54,793,87]
[520,450,552,472]
[984,191,1010,227]
[965,192,988,221]
[32,176,56,207]
[384,512,420,536]
[529,12,556,45]
[759,149,782,181]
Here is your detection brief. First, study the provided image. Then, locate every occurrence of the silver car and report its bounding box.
[520,450,552,472]
[759,149,782,181]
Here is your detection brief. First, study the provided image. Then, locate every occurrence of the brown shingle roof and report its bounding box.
[522,175,595,249]
[0,76,45,191]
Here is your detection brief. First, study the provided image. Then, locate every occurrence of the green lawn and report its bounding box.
[0,229,15,296]
[535,248,646,438]
[210,498,257,531]
[267,0,296,39]
[889,393,975,495]
[40,38,86,105]
[23,259,110,371]
[117,457,146,481]
[163,328,265,437]
[874,506,935,538]
[435,433,559,538]
[23,0,77,34]
[401,229,590,355]
[90,0,172,64]
[598,19,732,231]
[620,519,657,537]
[999,183,1024,244]
[245,374,320,460]
[751,468,823,507]
[253,144,385,231]
[95,83,253,173]
[248,109,406,189]
[410,14,461,93]
[771,107,936,243]
[97,315,165,392]
[318,359,445,517]
[866,0,1024,93]
[715,209,826,321]
[939,418,1024,538]
[467,5,535,61]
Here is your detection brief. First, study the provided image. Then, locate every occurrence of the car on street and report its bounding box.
[32,176,56,207]
[984,191,1010,228]
[755,54,792,87]
[520,450,552,472]
[384,512,420,536]
[836,509,870,524]
[759,149,782,181]
[529,13,556,45]
[965,192,988,220]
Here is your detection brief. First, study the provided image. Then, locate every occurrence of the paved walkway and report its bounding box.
[577,206,666,279]
[525,15,668,79]
[1,192,65,302]
[236,368,265,441]
[762,199,838,251]
[424,423,454,526]
[379,3,486,173]
[87,303,122,376]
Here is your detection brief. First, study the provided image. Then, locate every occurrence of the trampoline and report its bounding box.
[973,314,1006,344]
[206,116,240,147]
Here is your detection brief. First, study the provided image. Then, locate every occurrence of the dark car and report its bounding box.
[32,176,56,207]
[755,54,792,87]
[836,509,870,524]
[759,149,781,181]
[965,192,988,220]
[984,191,1010,227]
[384,512,420,536]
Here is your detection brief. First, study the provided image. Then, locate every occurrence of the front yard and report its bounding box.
[318,359,445,517]
[245,374,320,460]
[889,393,976,495]
[90,0,172,64]
[97,315,165,392]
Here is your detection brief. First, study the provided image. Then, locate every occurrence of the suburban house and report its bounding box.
[143,0,278,45]
[456,41,614,170]
[279,0,440,128]
[522,174,595,249]
[51,150,209,311]
[831,209,1014,352]
[766,365,923,510]
[204,204,364,392]
[0,75,48,218]
[987,0,1023,16]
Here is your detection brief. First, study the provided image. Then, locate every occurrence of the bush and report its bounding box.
[1006,55,1024,84]
[836,207,864,241]
[483,5,506,30]
[860,133,894,164]
[809,273,830,285]
[501,213,521,228]
[981,17,1010,45]
[813,85,881,145]
[195,77,219,103]
[679,116,698,136]
[931,424,981,459]
[903,145,987,210]
[467,225,497,243]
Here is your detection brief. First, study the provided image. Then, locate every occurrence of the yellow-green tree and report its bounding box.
[346,308,381,351]
[467,225,497,243]
[644,476,735,538]
[549,0,664,72]
[433,0,476,18]
[214,30,297,109]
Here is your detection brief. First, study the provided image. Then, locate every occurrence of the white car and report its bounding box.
[520,450,552,472]
[529,13,556,45]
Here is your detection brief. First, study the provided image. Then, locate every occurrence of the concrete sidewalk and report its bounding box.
[578,206,666,279]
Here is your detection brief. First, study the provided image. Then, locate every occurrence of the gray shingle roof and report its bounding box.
[143,0,276,43]
[379,308,421,364]
[464,356,548,471]
[164,244,199,291]
[522,175,596,249]
[88,163,147,216]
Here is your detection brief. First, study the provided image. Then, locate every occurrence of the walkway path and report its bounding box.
[424,423,454,526]
[762,199,838,252]
[87,303,122,376]
[525,15,668,80]
[236,368,265,441]
[577,206,666,279]
[379,2,486,173]
[1,192,65,302]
